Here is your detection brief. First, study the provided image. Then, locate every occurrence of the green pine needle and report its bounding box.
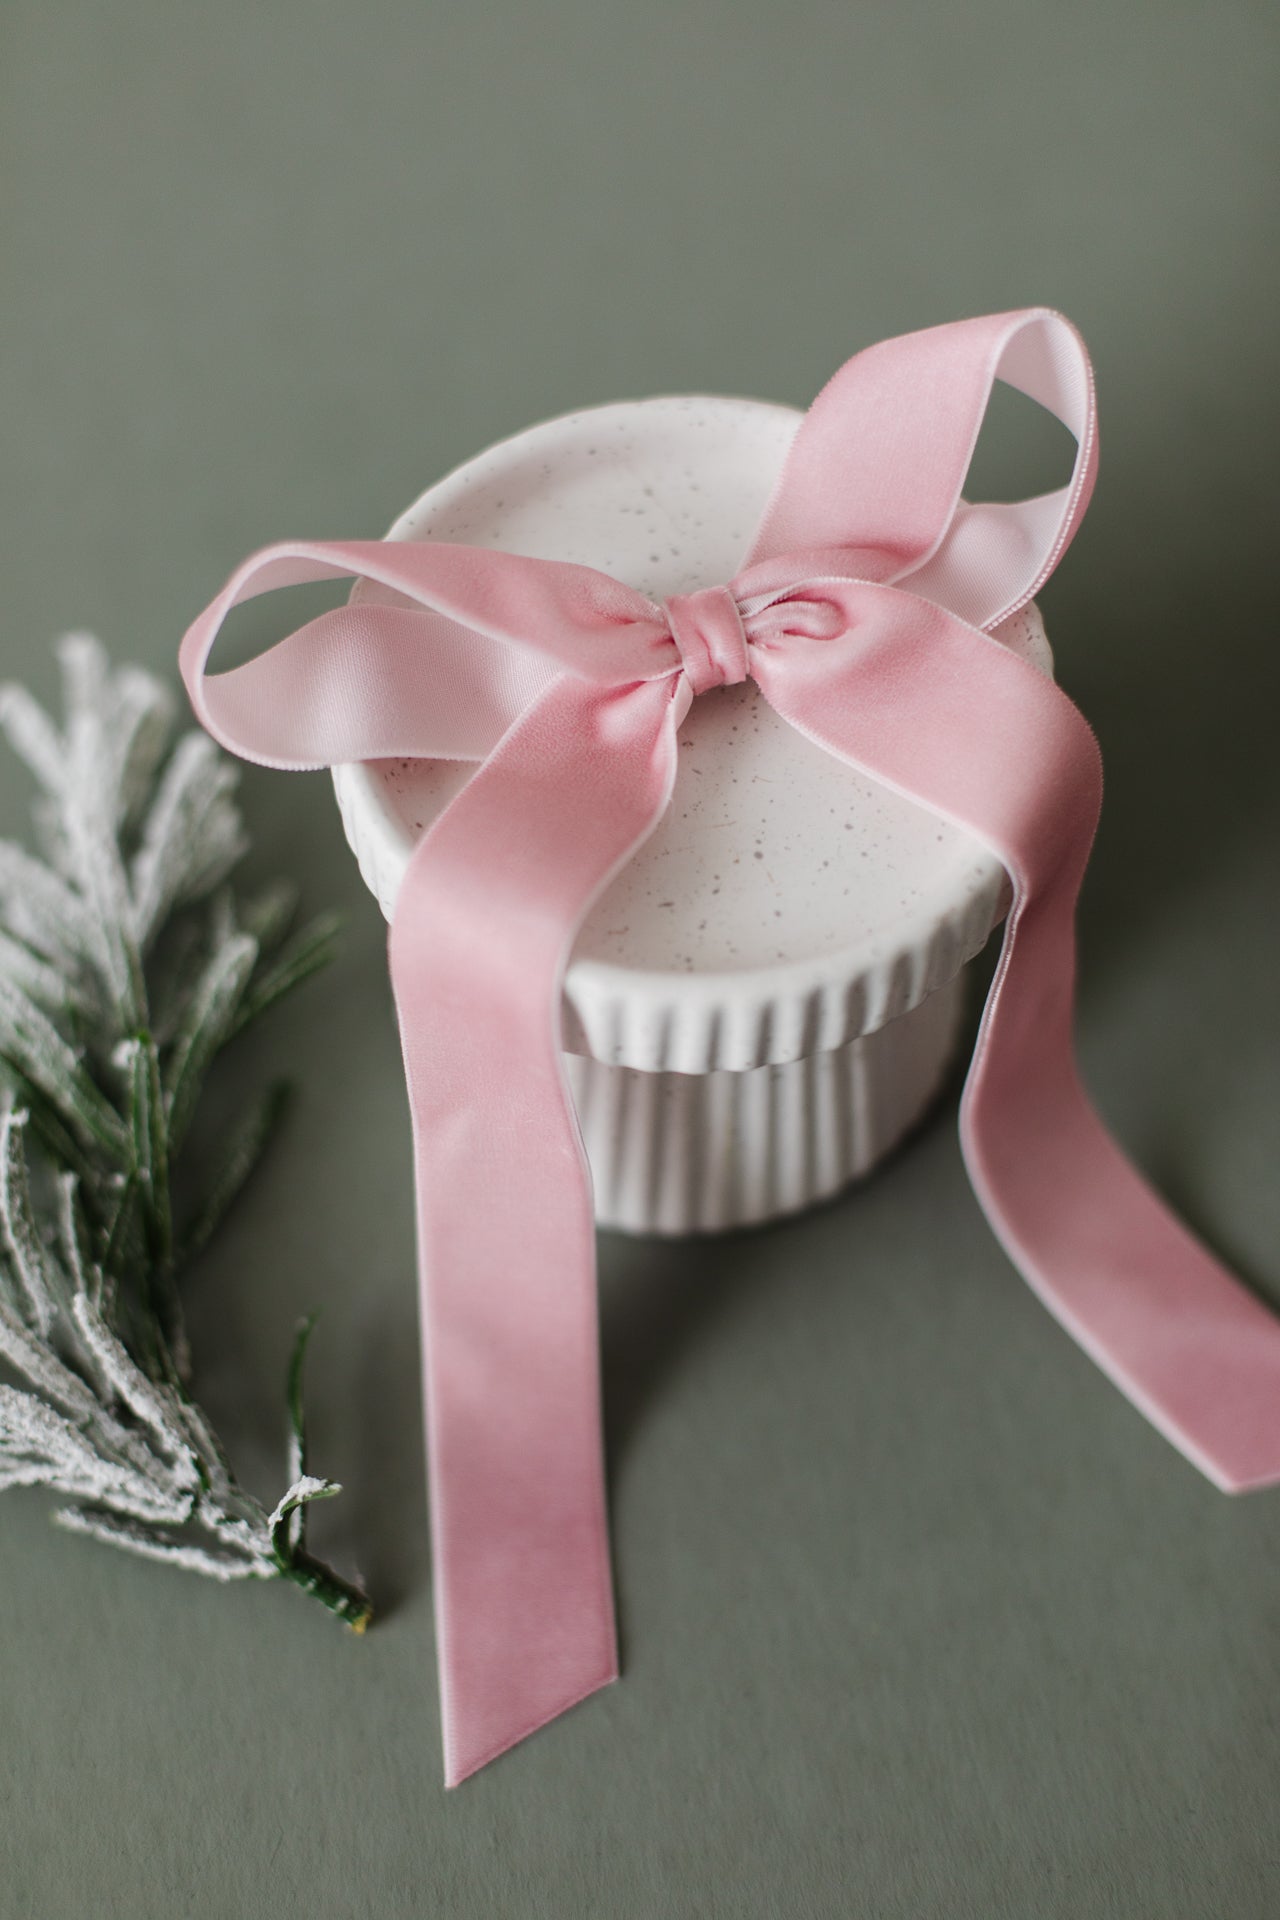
[0,636,370,1630]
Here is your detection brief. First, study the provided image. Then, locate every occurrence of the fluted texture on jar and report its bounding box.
[563,972,966,1235]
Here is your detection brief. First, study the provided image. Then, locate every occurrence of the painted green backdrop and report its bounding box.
[2,4,1278,1914]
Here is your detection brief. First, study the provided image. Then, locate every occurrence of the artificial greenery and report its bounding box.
[0,635,370,1628]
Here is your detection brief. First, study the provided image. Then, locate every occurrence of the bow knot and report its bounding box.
[664,584,750,693]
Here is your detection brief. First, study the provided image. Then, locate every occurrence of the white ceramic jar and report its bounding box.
[332,396,1051,1234]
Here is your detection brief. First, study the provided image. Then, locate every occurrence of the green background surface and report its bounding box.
[2,4,1279,1915]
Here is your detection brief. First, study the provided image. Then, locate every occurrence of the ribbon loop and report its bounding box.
[665,585,751,694]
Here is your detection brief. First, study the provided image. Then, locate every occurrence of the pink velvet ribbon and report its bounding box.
[179,310,1280,1786]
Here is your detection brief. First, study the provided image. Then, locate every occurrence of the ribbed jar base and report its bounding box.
[565,970,966,1236]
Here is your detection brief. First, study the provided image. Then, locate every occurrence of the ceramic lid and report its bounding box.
[331,396,1049,1072]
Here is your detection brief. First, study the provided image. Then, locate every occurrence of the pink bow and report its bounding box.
[180,310,1280,1786]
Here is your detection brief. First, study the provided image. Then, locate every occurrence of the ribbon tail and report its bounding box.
[961,859,1280,1494]
[755,603,1280,1493]
[388,671,681,1786]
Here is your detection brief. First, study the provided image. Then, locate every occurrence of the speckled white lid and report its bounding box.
[331,396,1050,1073]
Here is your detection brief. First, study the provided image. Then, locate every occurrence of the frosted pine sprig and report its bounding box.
[0,636,370,1629]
